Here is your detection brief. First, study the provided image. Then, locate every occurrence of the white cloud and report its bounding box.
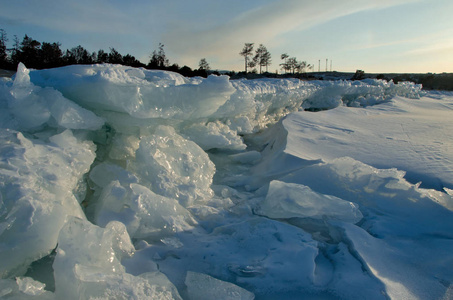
[161,0,421,69]
[1,0,423,70]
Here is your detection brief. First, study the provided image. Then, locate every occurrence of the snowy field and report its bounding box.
[0,63,452,299]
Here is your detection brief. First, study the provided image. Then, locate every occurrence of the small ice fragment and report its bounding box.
[185,271,255,300]
[160,237,183,248]
[229,151,261,164]
[257,180,362,223]
[16,277,46,296]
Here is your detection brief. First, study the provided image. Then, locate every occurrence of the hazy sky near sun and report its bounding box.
[1,0,452,73]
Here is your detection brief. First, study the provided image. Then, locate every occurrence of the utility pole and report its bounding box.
[318,60,320,72]
[326,59,328,72]
[330,60,332,72]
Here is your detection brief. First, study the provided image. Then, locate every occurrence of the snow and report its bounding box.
[284,95,453,190]
[0,63,452,299]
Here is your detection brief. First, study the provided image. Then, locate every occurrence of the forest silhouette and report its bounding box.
[0,30,210,77]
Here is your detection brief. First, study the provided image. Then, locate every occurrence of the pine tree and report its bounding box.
[254,44,271,74]
[97,49,108,63]
[64,45,93,64]
[123,54,143,67]
[18,35,41,68]
[40,42,63,68]
[280,53,290,74]
[0,29,8,67]
[108,47,123,64]
[239,43,254,73]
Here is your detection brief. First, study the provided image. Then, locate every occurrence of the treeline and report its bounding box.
[238,42,314,75]
[0,29,316,78]
[0,29,210,77]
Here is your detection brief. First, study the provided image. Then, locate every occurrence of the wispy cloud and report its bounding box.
[404,29,453,56]
[161,0,421,68]
[1,0,424,70]
[1,1,125,34]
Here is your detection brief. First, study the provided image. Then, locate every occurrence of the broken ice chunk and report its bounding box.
[229,151,261,164]
[89,163,138,188]
[0,277,54,299]
[0,129,94,278]
[9,64,50,130]
[54,217,182,299]
[10,63,34,99]
[94,181,197,239]
[8,63,104,131]
[15,277,47,296]
[185,271,254,300]
[132,125,215,207]
[181,121,246,151]
[256,180,362,223]
[47,89,104,130]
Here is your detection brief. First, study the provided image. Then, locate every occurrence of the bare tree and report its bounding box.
[148,43,169,69]
[295,60,307,73]
[248,59,257,73]
[254,44,272,74]
[239,43,254,73]
[282,57,308,74]
[287,57,298,74]
[198,58,210,71]
[262,49,272,73]
[280,53,289,74]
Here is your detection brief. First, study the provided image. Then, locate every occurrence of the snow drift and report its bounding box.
[0,63,452,299]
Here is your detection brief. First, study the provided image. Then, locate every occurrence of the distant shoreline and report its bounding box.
[317,71,453,91]
[230,71,453,91]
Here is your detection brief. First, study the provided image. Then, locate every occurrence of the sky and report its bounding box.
[1,0,452,73]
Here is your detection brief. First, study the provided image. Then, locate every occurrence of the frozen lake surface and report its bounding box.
[0,63,452,299]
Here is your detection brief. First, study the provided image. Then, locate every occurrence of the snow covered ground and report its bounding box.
[0,63,452,299]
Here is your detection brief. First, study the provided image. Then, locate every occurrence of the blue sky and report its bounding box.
[1,0,452,73]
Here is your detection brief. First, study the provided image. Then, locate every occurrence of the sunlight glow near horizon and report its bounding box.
[1,0,452,73]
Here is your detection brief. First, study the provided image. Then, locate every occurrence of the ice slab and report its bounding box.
[94,181,197,239]
[89,162,139,188]
[6,63,104,131]
[0,277,54,299]
[341,222,453,300]
[256,180,363,223]
[0,129,94,278]
[131,125,215,207]
[141,217,319,296]
[280,157,453,238]
[185,271,254,300]
[181,121,246,151]
[276,157,453,298]
[53,217,181,299]
[30,64,236,120]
